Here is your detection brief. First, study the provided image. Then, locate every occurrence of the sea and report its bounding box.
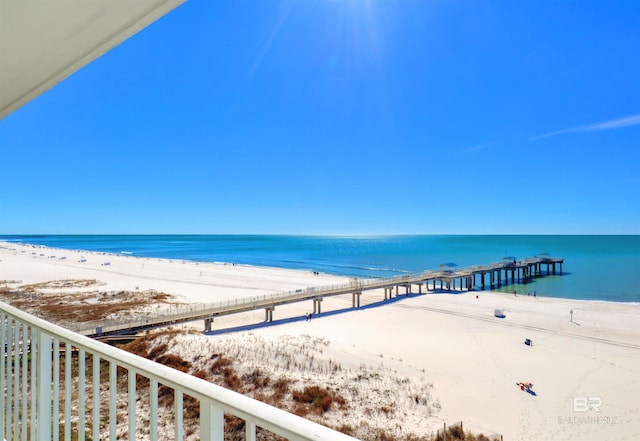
[1,235,638,304]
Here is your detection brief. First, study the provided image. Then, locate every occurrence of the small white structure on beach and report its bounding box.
[494,308,506,318]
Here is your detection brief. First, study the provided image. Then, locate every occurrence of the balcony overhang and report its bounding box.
[0,0,186,119]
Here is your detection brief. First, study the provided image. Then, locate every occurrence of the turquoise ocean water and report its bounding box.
[1,235,638,303]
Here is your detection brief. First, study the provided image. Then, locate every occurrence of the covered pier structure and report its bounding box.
[78,256,564,337]
[419,256,564,293]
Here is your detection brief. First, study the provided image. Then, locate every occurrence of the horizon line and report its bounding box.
[1,232,638,237]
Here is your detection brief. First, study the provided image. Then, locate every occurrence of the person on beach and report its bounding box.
[517,382,533,392]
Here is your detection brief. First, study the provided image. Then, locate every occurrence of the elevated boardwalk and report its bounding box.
[77,256,563,337]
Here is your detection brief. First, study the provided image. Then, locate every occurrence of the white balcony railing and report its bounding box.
[0,301,358,441]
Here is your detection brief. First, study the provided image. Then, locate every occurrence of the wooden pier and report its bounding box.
[77,256,563,337]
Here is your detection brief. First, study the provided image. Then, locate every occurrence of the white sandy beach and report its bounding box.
[1,241,639,440]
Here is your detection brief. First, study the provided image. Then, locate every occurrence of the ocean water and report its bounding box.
[1,235,638,303]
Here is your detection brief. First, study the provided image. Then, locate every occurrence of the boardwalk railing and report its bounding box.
[0,301,358,441]
[72,273,434,336]
[73,256,563,337]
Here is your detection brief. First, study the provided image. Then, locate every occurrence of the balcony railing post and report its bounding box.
[65,341,72,441]
[93,353,101,441]
[22,324,29,441]
[175,390,184,440]
[150,379,159,441]
[37,329,53,441]
[53,339,60,441]
[200,401,224,441]
[246,421,257,441]
[0,312,4,440]
[128,369,137,440]
[6,318,12,438]
[109,361,118,440]
[79,348,86,441]
[13,322,19,441]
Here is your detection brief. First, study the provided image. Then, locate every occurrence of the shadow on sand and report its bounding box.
[204,292,432,336]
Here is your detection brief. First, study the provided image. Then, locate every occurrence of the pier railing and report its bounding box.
[72,256,563,337]
[0,301,358,441]
[72,273,427,335]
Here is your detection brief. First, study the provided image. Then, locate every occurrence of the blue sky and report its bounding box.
[1,0,639,235]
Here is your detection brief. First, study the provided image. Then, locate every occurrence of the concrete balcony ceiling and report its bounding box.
[0,0,186,119]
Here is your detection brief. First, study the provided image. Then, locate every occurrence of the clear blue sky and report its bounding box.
[1,0,639,235]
